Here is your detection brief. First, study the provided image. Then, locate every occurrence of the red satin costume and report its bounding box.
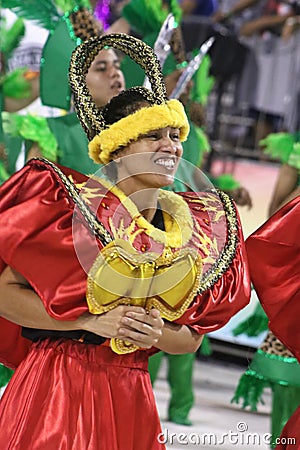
[0,159,250,450]
[246,196,300,449]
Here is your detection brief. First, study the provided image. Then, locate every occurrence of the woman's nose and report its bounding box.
[159,136,177,154]
[108,65,119,78]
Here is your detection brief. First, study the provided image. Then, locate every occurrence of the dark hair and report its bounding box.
[100,87,158,181]
[102,88,153,126]
[102,160,118,183]
[101,90,151,182]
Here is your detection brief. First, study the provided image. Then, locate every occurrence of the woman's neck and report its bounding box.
[116,180,159,222]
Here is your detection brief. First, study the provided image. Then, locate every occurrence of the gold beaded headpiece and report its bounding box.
[69,33,190,164]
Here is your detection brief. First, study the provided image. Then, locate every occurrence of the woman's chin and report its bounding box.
[157,173,175,187]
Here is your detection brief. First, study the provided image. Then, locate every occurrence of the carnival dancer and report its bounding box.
[0,34,250,449]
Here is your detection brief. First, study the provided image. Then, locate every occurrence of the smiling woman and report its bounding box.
[0,33,250,449]
[91,89,186,200]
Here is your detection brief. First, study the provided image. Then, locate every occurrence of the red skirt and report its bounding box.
[0,339,165,450]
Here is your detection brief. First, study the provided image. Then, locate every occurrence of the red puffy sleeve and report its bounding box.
[246,195,300,361]
[0,160,251,368]
[175,193,250,334]
[0,159,95,368]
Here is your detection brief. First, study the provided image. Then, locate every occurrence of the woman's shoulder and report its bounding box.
[0,158,88,206]
[178,189,238,223]
[26,158,88,185]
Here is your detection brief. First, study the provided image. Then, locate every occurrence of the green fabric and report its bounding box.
[40,17,80,109]
[0,110,24,182]
[288,142,300,171]
[148,351,195,423]
[3,112,58,161]
[47,112,100,174]
[2,111,99,177]
[121,34,178,88]
[232,302,268,337]
[148,351,163,384]
[271,384,300,448]
[231,371,268,411]
[121,0,181,88]
[2,68,32,99]
[0,17,25,60]
[210,173,240,191]
[191,55,215,106]
[122,0,182,37]
[260,132,294,163]
[232,370,300,447]
[0,160,10,184]
[199,334,212,356]
[250,349,300,386]
[2,134,24,177]
[259,132,300,169]
[232,348,300,410]
[0,364,13,388]
[167,353,195,423]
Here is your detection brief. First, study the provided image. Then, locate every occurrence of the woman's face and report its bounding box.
[86,49,125,107]
[113,127,183,192]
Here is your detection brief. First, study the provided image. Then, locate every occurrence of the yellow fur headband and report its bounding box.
[89,99,189,164]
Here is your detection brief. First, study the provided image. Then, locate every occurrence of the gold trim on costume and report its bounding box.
[32,158,113,246]
[86,176,194,248]
[197,189,239,294]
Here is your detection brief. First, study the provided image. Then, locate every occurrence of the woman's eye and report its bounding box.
[144,133,158,139]
[171,133,180,141]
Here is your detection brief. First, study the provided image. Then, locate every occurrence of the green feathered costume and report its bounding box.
[0,12,30,388]
[1,0,103,178]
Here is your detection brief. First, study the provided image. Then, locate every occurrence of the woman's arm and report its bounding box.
[239,14,293,37]
[0,266,156,341]
[268,164,299,216]
[120,309,203,354]
[212,0,259,23]
[154,320,203,354]
[0,266,202,354]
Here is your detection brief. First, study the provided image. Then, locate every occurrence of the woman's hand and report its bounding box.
[80,306,203,354]
[227,186,253,209]
[78,304,164,348]
[119,308,164,349]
